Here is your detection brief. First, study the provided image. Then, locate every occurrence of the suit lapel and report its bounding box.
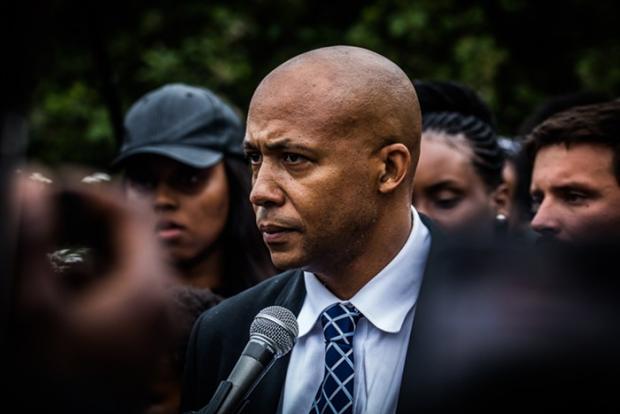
[396,215,446,413]
[248,269,307,413]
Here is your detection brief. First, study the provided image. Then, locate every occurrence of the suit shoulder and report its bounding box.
[193,269,301,334]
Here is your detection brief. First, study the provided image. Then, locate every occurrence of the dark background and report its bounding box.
[4,0,620,170]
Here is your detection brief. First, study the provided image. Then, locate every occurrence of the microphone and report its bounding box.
[200,306,299,414]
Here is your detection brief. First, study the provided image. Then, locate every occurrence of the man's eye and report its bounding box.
[245,152,262,164]
[283,153,305,164]
[529,194,541,210]
[564,191,587,204]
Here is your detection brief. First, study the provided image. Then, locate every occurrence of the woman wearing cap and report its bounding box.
[113,83,276,414]
[412,80,511,242]
[113,83,275,296]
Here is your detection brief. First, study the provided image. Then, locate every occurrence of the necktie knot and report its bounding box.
[320,303,362,346]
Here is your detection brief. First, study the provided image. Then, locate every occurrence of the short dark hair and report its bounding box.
[517,91,612,136]
[526,99,620,185]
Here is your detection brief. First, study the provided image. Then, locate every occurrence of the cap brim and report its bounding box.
[112,144,224,169]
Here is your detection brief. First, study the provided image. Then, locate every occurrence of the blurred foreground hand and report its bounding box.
[6,167,176,413]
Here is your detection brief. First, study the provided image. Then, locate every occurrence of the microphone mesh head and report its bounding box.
[249,306,299,358]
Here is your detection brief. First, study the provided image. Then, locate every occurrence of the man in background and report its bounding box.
[527,99,620,244]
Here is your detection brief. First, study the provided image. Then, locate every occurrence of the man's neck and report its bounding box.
[314,207,413,300]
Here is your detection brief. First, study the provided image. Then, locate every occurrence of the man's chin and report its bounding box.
[269,251,305,271]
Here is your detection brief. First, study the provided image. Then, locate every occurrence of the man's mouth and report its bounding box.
[258,223,299,244]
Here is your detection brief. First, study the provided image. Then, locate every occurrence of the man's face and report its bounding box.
[244,101,381,273]
[530,144,620,243]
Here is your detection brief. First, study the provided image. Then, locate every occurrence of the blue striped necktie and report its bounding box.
[310,302,362,414]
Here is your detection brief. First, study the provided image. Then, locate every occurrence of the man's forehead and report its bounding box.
[250,76,350,119]
[247,94,361,140]
[535,144,613,173]
[244,119,333,149]
[532,144,617,188]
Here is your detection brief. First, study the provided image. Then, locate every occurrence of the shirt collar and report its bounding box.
[297,207,431,337]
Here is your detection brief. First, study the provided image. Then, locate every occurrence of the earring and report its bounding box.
[495,213,508,236]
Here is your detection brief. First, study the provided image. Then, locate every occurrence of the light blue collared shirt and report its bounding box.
[282,208,431,414]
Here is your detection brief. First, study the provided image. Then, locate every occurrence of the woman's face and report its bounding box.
[124,155,230,263]
[413,131,498,239]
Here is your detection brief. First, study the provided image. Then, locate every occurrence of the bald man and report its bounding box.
[181,46,444,414]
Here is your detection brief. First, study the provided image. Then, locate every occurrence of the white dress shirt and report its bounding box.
[282,208,431,414]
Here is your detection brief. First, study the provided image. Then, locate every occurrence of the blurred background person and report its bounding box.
[527,99,620,244]
[112,83,276,297]
[497,135,521,205]
[405,234,620,413]
[412,79,511,242]
[497,135,538,241]
[143,285,220,414]
[6,170,176,413]
[112,83,277,414]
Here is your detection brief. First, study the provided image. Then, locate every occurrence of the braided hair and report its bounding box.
[414,80,505,191]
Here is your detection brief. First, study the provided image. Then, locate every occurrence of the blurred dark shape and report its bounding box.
[143,285,222,414]
[5,171,176,413]
[408,238,620,412]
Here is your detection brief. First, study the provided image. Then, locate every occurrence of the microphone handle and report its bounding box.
[197,381,233,414]
[202,339,276,414]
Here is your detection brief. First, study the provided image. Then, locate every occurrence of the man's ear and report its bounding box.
[377,143,411,194]
[491,182,512,217]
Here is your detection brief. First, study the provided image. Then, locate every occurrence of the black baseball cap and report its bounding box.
[112,83,244,169]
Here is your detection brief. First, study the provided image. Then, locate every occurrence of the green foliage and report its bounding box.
[28,82,115,168]
[453,35,508,106]
[576,45,620,92]
[25,0,620,168]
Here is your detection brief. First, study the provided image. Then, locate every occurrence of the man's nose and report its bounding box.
[249,163,285,208]
[530,199,560,237]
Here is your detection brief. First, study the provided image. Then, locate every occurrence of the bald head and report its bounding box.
[245,46,421,284]
[249,46,421,164]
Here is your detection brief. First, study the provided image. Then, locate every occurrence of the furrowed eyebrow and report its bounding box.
[243,141,257,152]
[244,137,315,154]
[264,139,315,155]
[551,184,599,196]
[530,189,543,199]
[264,138,300,152]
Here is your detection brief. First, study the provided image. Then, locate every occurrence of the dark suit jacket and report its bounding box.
[180,215,448,413]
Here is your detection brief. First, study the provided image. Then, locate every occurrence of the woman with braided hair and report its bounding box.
[412,79,511,241]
